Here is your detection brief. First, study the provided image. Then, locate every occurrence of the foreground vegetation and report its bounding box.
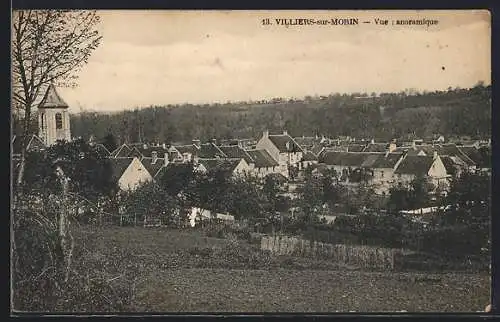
[15,225,490,312]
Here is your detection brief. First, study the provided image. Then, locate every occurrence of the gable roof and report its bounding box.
[394,156,435,176]
[360,153,383,168]
[362,143,388,153]
[108,157,133,182]
[141,157,165,178]
[371,153,404,169]
[93,143,111,156]
[302,151,318,161]
[293,136,321,149]
[457,146,482,165]
[38,84,69,109]
[12,135,46,154]
[319,152,367,167]
[198,158,242,174]
[198,143,226,159]
[218,145,254,163]
[110,144,132,158]
[174,144,199,155]
[246,149,279,168]
[136,145,170,158]
[268,134,304,153]
[346,144,367,152]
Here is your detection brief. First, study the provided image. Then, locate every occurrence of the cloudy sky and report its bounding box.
[57,10,490,113]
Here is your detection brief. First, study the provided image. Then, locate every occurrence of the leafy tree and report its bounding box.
[445,171,490,226]
[407,175,432,209]
[101,132,118,153]
[19,138,115,200]
[158,162,195,197]
[387,184,412,212]
[12,10,102,187]
[122,181,178,225]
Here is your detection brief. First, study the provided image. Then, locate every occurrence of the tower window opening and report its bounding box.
[55,113,63,129]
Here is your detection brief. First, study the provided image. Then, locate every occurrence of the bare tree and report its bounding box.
[12,10,102,189]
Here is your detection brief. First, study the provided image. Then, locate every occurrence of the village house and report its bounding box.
[246,149,281,178]
[256,130,304,177]
[301,150,319,169]
[318,151,369,181]
[393,153,450,193]
[109,156,153,191]
[172,143,199,163]
[360,152,405,195]
[218,144,255,167]
[196,158,251,178]
[198,141,227,159]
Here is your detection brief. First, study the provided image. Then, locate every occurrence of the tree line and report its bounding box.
[62,84,492,145]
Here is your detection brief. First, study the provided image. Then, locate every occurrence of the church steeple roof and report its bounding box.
[38,83,69,109]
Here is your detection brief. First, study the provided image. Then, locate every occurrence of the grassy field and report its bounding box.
[72,226,490,313]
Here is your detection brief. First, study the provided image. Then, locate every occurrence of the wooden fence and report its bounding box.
[261,234,403,270]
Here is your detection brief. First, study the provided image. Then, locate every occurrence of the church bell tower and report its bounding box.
[38,84,72,146]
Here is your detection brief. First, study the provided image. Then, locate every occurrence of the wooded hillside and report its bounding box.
[21,84,492,145]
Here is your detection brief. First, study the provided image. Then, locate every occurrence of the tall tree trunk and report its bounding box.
[15,102,33,190]
[57,167,74,283]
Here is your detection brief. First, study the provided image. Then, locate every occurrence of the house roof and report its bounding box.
[346,144,367,152]
[198,143,226,159]
[320,152,368,167]
[394,156,435,176]
[371,153,404,169]
[136,145,170,158]
[302,151,318,161]
[108,157,133,182]
[360,153,383,168]
[38,84,69,109]
[218,145,253,163]
[310,145,326,156]
[293,136,320,148]
[268,134,304,153]
[362,143,388,153]
[457,146,482,165]
[93,143,111,156]
[440,156,458,176]
[246,149,279,168]
[110,144,132,158]
[174,144,199,155]
[198,158,242,174]
[12,135,46,154]
[141,157,165,178]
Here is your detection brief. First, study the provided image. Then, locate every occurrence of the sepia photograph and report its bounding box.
[11,9,492,313]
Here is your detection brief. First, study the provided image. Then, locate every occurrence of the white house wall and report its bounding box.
[118,157,153,191]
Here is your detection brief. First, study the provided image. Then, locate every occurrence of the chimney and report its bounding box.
[143,143,148,149]
[162,143,166,149]
[283,130,288,136]
[211,138,217,145]
[263,130,269,138]
[237,140,243,148]
[412,141,416,149]
[433,151,438,160]
[371,138,375,144]
[164,152,169,166]
[151,151,158,164]
[192,139,200,148]
[388,143,396,153]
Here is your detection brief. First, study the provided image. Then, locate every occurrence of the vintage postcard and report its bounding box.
[11,10,491,313]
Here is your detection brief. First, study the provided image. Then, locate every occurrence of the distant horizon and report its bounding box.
[66,80,490,115]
